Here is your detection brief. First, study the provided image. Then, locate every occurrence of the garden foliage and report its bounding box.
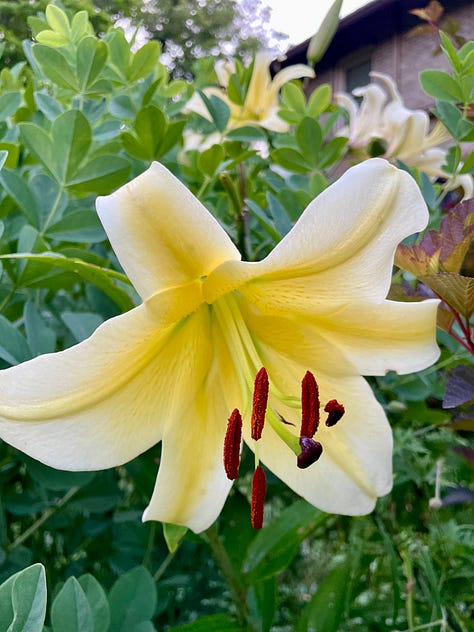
[0,4,472,630]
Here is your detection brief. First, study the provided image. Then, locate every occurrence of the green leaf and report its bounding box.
[24,301,56,356]
[242,500,328,581]
[77,37,108,92]
[0,252,134,312]
[0,149,7,170]
[45,4,71,38]
[0,91,22,120]
[66,155,130,194]
[78,574,111,632]
[198,144,225,177]
[198,92,230,132]
[19,122,55,178]
[23,455,95,490]
[50,109,92,183]
[419,69,464,102]
[295,117,322,166]
[122,105,167,161]
[296,561,350,632]
[0,564,47,632]
[129,41,161,82]
[247,578,277,632]
[0,314,32,365]
[163,523,188,553]
[51,577,94,632]
[272,147,311,174]
[0,169,40,226]
[108,566,156,632]
[267,192,292,237]
[281,82,306,113]
[307,84,332,116]
[61,310,103,342]
[168,614,244,631]
[226,126,267,142]
[46,210,106,243]
[32,45,77,90]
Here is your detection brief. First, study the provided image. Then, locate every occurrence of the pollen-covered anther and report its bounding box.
[324,400,345,427]
[300,370,320,438]
[297,436,323,469]
[251,465,267,529]
[251,367,269,441]
[223,408,242,480]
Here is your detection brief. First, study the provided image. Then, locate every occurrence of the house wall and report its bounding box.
[312,3,474,109]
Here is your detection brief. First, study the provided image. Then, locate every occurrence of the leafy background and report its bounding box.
[0,2,473,631]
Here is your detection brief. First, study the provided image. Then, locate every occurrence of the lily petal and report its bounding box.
[143,317,241,532]
[240,159,428,310]
[96,162,240,300]
[0,291,211,471]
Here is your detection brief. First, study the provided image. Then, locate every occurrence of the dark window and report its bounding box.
[345,58,372,92]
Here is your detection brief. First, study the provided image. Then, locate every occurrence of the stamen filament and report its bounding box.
[266,409,300,455]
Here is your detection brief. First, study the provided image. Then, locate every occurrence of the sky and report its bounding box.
[263,0,374,46]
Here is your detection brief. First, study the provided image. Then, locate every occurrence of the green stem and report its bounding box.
[153,551,175,582]
[7,486,80,552]
[204,523,254,629]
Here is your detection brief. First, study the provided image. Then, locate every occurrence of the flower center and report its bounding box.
[222,367,345,528]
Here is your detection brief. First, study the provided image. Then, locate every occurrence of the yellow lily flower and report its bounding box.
[186,52,315,132]
[0,159,439,533]
[336,72,473,198]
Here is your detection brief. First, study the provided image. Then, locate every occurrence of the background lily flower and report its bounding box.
[336,72,473,198]
[186,52,315,132]
[0,159,439,533]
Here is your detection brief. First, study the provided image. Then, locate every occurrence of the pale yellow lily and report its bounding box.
[186,52,315,132]
[0,159,439,532]
[336,72,473,198]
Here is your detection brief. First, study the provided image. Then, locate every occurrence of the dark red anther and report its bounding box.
[297,437,323,469]
[251,466,267,529]
[300,371,320,438]
[251,368,269,440]
[223,408,242,480]
[324,400,345,427]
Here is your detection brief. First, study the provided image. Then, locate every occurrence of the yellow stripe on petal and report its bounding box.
[96,162,240,301]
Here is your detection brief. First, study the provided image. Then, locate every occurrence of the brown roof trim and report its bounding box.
[275,0,469,72]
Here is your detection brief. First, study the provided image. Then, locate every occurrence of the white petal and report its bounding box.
[241,159,429,308]
[0,293,212,471]
[96,162,240,300]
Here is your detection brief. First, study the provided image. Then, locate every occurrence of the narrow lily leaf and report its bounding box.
[296,561,351,632]
[0,253,134,312]
[242,500,328,581]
